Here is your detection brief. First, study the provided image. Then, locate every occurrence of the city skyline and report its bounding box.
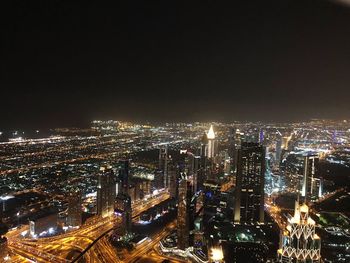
[0,120,350,262]
[2,1,350,262]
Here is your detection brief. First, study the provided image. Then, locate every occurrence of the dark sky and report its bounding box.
[1,0,350,128]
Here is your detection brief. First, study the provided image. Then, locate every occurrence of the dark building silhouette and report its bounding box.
[167,161,178,198]
[234,142,265,224]
[177,175,194,250]
[223,241,268,263]
[118,160,129,195]
[115,194,132,236]
[159,146,168,188]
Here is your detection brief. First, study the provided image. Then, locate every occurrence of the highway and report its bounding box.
[6,191,171,263]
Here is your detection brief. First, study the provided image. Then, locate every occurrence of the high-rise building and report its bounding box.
[177,175,193,250]
[275,137,282,167]
[168,161,178,198]
[278,201,321,263]
[228,127,236,159]
[115,194,132,236]
[97,166,116,218]
[234,142,265,224]
[235,129,243,149]
[301,154,319,202]
[232,129,244,173]
[66,189,82,227]
[118,160,129,195]
[159,146,168,188]
[182,151,201,193]
[200,133,208,157]
[206,125,217,159]
[193,155,201,193]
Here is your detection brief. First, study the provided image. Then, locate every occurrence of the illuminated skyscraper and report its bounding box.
[278,201,321,263]
[66,189,82,227]
[206,125,217,159]
[301,154,319,202]
[182,150,201,193]
[97,166,116,218]
[177,174,193,250]
[159,145,168,188]
[118,159,129,195]
[234,142,265,224]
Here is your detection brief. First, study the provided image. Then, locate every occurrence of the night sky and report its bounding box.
[2,0,350,128]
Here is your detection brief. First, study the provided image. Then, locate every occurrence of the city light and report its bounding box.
[210,247,224,262]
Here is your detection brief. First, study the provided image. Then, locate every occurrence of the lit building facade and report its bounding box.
[66,189,82,227]
[207,125,217,159]
[278,201,321,263]
[97,166,116,218]
[301,154,319,202]
[234,142,265,224]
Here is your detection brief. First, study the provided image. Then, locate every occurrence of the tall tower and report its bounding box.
[118,159,129,195]
[159,146,168,188]
[177,174,193,250]
[66,189,82,227]
[167,161,178,198]
[234,142,265,224]
[278,201,321,263]
[115,194,132,236]
[301,154,319,202]
[228,127,236,158]
[207,125,217,159]
[275,136,282,167]
[97,166,116,218]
